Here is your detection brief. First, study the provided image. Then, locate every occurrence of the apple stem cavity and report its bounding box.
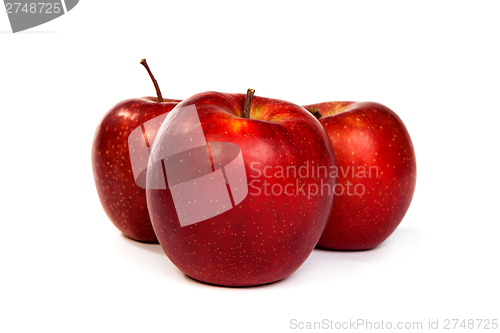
[309,107,323,119]
[140,58,164,103]
[243,88,255,118]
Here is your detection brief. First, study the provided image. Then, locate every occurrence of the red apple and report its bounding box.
[146,90,337,286]
[303,101,416,250]
[92,59,180,242]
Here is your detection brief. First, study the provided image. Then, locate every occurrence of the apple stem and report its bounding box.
[309,107,323,119]
[243,88,255,118]
[140,59,164,103]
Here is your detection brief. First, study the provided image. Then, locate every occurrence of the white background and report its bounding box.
[1,1,499,332]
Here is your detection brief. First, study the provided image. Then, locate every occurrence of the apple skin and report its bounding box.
[92,97,180,242]
[147,92,337,286]
[303,101,416,250]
